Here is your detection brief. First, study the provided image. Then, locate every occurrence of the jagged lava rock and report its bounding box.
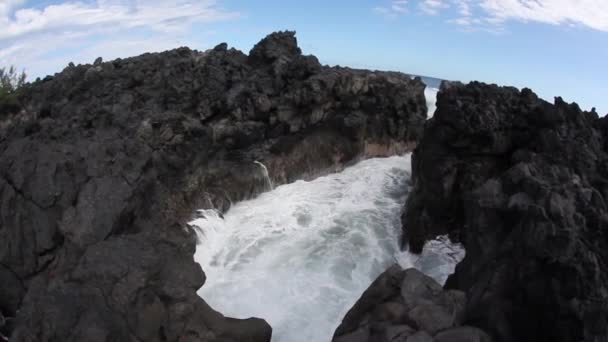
[0,31,427,341]
[403,81,608,342]
[332,265,492,342]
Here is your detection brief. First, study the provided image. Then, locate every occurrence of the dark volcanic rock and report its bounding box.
[0,31,426,341]
[403,81,608,342]
[332,265,487,342]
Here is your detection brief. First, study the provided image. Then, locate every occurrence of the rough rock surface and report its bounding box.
[403,81,608,342]
[0,31,426,341]
[332,265,492,342]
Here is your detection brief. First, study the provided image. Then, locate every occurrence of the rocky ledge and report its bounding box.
[0,32,426,341]
[332,82,607,342]
[333,265,492,342]
[400,82,607,341]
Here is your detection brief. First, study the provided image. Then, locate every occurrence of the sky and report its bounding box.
[0,0,606,114]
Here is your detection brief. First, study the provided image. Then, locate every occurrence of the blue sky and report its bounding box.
[0,0,607,114]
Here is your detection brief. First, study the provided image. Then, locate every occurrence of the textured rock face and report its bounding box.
[403,81,608,342]
[0,31,426,341]
[332,265,492,342]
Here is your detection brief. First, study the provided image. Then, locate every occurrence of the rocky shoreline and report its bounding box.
[0,32,426,341]
[1,31,606,342]
[338,82,608,342]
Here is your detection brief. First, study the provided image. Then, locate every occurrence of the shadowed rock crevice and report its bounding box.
[0,31,426,341]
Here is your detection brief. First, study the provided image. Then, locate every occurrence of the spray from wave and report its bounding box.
[425,87,439,118]
[192,155,463,342]
[416,75,441,118]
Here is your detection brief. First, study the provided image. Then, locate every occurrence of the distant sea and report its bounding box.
[418,75,443,90]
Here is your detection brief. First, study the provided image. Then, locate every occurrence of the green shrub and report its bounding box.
[0,66,27,117]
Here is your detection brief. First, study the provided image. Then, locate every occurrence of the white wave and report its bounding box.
[425,87,439,119]
[410,235,465,285]
[254,160,274,190]
[192,155,463,342]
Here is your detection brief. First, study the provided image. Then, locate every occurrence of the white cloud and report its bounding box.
[375,0,608,32]
[375,0,409,17]
[0,0,238,78]
[455,0,471,16]
[418,0,449,15]
[391,0,409,13]
[0,0,24,16]
[0,0,237,40]
[479,0,608,32]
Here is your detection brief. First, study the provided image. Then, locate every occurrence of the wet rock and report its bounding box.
[333,328,371,342]
[400,268,443,308]
[408,303,454,335]
[385,325,416,341]
[333,266,470,342]
[434,326,493,342]
[406,331,434,342]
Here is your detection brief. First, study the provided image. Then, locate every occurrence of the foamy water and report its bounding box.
[425,86,439,118]
[192,155,463,342]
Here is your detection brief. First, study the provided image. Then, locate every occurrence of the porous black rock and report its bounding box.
[402,81,608,342]
[0,31,427,341]
[332,265,486,342]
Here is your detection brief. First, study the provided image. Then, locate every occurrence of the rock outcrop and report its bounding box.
[403,81,608,341]
[0,31,426,341]
[332,265,492,342]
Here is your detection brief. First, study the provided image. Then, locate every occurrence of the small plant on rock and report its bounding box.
[0,66,27,117]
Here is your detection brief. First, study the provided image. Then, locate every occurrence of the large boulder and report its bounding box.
[403,81,608,341]
[249,31,302,65]
[0,31,427,341]
[332,265,489,342]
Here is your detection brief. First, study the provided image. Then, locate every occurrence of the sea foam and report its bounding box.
[192,155,463,342]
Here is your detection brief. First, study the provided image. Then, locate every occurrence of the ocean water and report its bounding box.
[420,75,441,118]
[192,155,463,342]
